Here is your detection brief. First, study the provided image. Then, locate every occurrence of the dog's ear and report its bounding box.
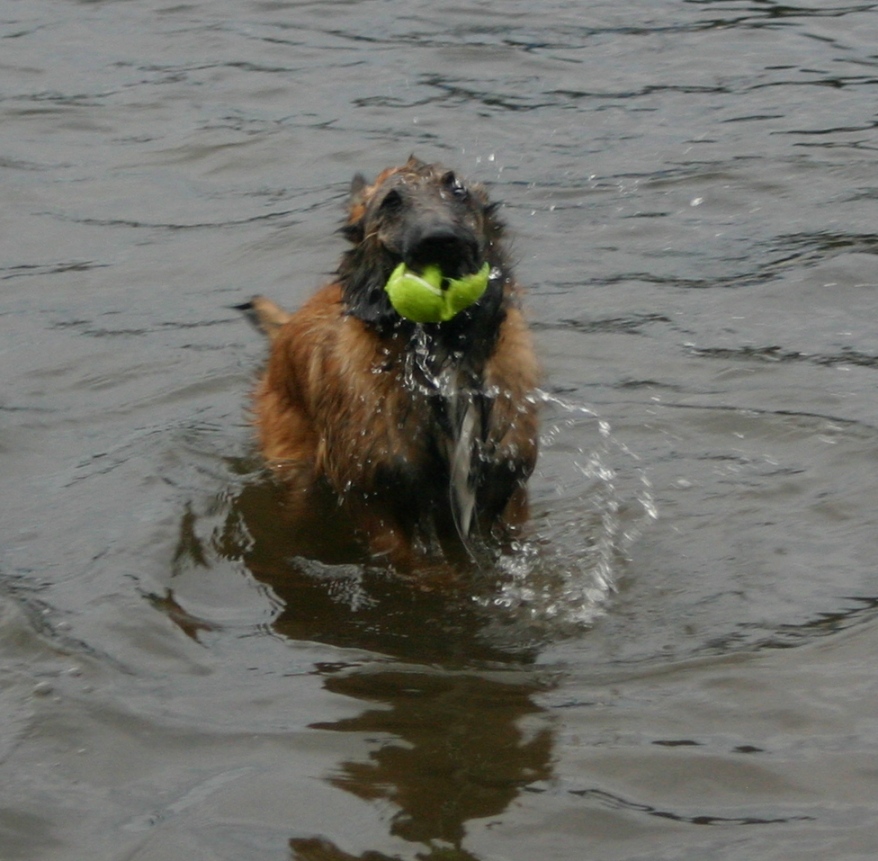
[349,172,369,205]
[343,172,370,244]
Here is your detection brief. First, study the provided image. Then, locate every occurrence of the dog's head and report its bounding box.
[338,156,511,332]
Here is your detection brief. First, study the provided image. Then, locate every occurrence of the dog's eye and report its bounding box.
[379,188,404,216]
[443,171,468,202]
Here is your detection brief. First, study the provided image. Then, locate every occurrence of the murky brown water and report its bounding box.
[3,1,878,858]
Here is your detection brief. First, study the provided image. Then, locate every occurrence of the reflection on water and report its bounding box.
[296,669,553,859]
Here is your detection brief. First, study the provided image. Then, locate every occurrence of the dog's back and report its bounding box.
[246,157,539,573]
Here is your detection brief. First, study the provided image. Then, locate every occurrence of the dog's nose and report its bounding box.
[403,221,479,278]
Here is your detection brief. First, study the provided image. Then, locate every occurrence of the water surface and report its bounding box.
[3,1,878,859]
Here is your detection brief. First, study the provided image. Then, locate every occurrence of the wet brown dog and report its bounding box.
[242,156,539,575]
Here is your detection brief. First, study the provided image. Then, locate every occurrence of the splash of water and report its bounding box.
[477,391,657,633]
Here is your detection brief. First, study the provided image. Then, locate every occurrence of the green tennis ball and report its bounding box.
[385,264,445,323]
[446,264,491,317]
[385,262,490,323]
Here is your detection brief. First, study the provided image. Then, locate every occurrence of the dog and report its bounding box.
[241,156,540,575]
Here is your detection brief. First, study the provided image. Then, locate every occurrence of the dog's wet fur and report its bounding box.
[241,156,540,577]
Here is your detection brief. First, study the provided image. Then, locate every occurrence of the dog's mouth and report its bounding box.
[401,224,482,281]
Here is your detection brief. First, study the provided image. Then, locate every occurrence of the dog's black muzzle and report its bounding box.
[401,218,481,280]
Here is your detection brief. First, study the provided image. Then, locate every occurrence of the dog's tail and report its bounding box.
[234,296,292,343]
